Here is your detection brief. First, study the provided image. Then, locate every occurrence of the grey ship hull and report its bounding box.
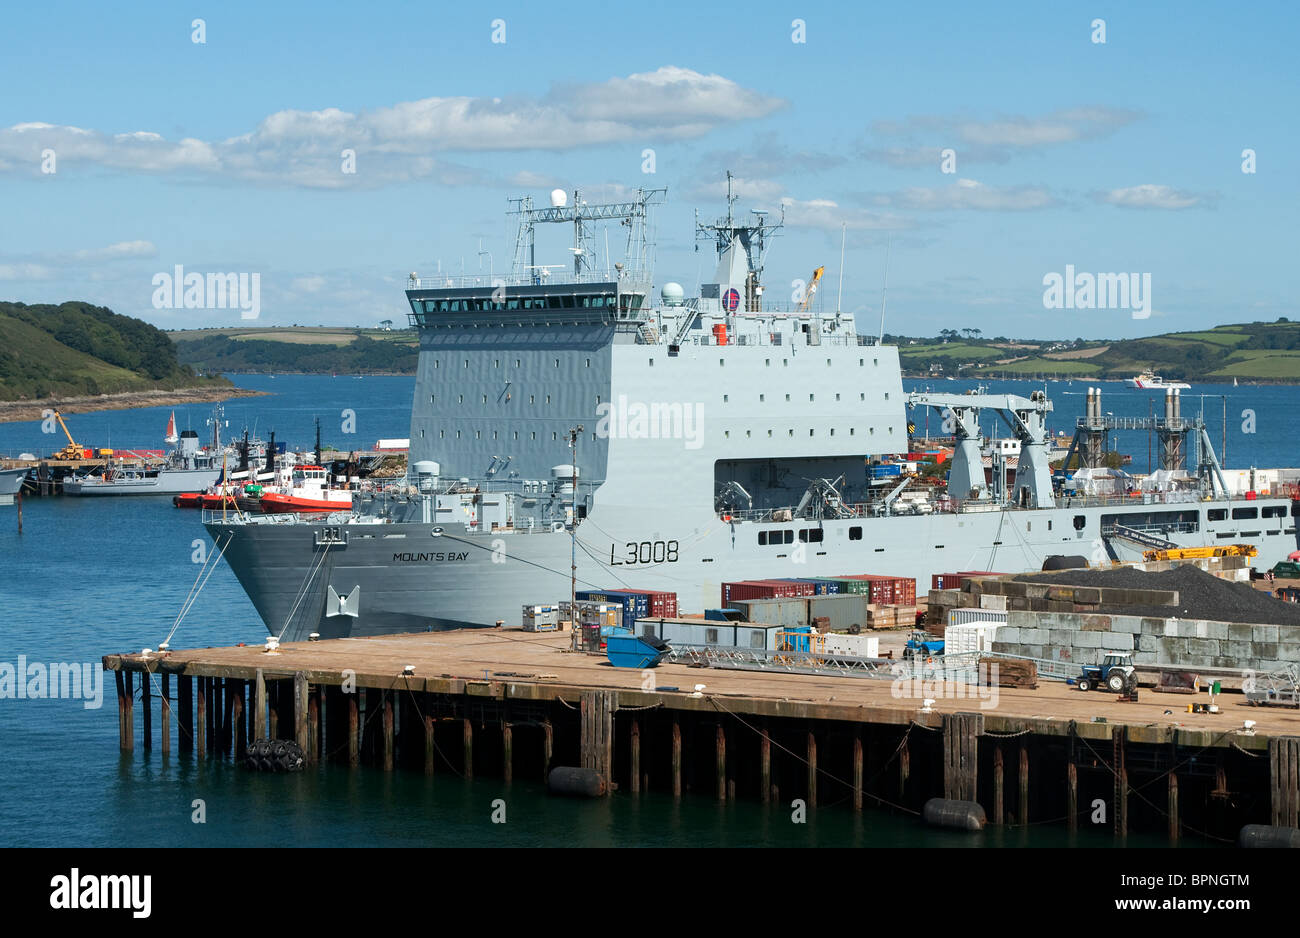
[64,467,221,496]
[207,500,1298,642]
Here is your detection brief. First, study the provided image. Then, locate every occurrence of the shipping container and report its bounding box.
[822,632,880,659]
[721,579,817,605]
[576,590,651,630]
[826,577,873,595]
[730,597,810,627]
[809,594,870,631]
[521,604,559,631]
[949,608,1009,626]
[636,617,786,652]
[619,588,679,618]
[943,621,1002,656]
[785,578,842,595]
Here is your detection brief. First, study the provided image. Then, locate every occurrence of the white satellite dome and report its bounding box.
[661,282,685,306]
[550,188,568,208]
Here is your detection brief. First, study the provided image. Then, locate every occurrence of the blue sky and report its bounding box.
[2,0,1296,339]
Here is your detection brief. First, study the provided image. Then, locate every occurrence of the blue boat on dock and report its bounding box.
[605,629,671,669]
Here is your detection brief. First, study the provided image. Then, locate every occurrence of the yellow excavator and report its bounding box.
[1142,545,1257,562]
[797,265,826,312]
[51,410,90,460]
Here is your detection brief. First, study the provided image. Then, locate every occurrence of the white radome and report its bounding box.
[661,282,685,306]
[550,188,568,208]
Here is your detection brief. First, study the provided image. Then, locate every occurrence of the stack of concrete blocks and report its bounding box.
[990,611,1299,674]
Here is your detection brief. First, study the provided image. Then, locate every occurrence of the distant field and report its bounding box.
[899,343,991,360]
[1211,350,1300,378]
[978,357,1102,376]
[168,327,416,346]
[1172,330,1248,347]
[1043,345,1109,360]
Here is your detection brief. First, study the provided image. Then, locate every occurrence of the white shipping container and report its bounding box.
[950,607,1009,626]
[822,633,879,658]
[944,621,1002,655]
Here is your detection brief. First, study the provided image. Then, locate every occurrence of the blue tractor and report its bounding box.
[1075,651,1137,693]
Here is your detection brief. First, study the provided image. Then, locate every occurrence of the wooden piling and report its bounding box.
[898,735,910,802]
[760,726,771,804]
[942,712,982,802]
[115,671,127,752]
[1168,772,1179,843]
[1019,744,1029,826]
[807,730,817,808]
[853,735,863,813]
[579,690,614,785]
[424,713,436,776]
[317,685,327,763]
[1114,727,1128,838]
[160,673,171,756]
[295,672,310,756]
[1067,763,1077,833]
[542,719,553,778]
[347,695,359,768]
[178,675,192,753]
[382,692,394,772]
[715,724,726,802]
[630,719,640,794]
[231,682,244,758]
[671,720,682,798]
[252,669,267,741]
[195,677,206,758]
[141,668,152,750]
[307,688,319,766]
[1268,737,1299,828]
[502,722,513,784]
[268,681,279,740]
[462,718,473,779]
[993,745,1004,825]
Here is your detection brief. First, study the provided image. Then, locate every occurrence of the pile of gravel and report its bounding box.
[1011,565,1300,626]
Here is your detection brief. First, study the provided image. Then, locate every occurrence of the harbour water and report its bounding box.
[2,373,1292,847]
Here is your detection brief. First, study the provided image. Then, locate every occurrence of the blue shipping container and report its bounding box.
[576,590,651,630]
[788,578,842,595]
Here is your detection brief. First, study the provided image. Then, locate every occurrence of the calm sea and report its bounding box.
[1,374,1290,847]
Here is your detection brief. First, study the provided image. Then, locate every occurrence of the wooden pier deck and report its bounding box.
[103,627,1300,841]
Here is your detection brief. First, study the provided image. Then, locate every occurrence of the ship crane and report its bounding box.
[797,266,825,312]
[906,390,1056,509]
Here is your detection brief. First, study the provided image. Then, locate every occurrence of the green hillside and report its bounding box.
[171,327,419,374]
[0,301,231,400]
[893,319,1300,382]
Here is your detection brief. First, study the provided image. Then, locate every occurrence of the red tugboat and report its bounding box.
[258,465,353,513]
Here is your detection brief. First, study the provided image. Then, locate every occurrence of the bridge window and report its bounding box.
[799,529,824,543]
[1074,515,1086,530]
[1262,505,1286,518]
[849,527,862,540]
[1207,508,1227,521]
[1232,507,1258,520]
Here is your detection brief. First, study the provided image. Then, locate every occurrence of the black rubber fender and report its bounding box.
[922,798,987,832]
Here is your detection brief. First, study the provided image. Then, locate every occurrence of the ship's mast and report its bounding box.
[508,188,666,282]
[695,170,783,312]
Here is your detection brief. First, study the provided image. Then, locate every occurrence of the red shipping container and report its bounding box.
[721,579,816,605]
[624,589,679,619]
[932,573,963,590]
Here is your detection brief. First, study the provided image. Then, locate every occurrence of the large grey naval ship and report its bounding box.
[205,180,1299,641]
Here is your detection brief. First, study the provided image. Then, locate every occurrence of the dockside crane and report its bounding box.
[51,410,88,461]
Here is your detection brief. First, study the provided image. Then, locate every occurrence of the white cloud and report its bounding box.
[864,179,1057,212]
[865,107,1142,165]
[1095,184,1203,210]
[779,197,910,232]
[0,68,784,189]
[67,240,157,262]
[291,276,327,293]
[0,262,54,280]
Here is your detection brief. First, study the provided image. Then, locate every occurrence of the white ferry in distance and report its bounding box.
[1127,372,1190,390]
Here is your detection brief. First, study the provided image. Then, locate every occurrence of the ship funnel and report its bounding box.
[1173,387,1181,419]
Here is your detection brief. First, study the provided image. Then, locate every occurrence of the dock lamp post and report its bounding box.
[568,425,583,648]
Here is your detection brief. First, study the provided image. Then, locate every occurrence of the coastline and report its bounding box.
[0,385,268,424]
